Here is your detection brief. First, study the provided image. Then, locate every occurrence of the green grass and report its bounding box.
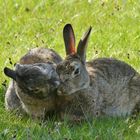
[0,0,140,139]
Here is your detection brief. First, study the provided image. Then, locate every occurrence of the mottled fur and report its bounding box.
[56,24,140,120]
[19,47,62,64]
[4,48,62,118]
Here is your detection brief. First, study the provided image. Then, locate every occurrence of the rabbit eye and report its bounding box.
[74,68,80,76]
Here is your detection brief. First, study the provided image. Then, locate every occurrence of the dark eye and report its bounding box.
[74,68,80,76]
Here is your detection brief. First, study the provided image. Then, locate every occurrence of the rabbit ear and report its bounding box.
[77,26,92,63]
[63,24,76,55]
[4,67,16,81]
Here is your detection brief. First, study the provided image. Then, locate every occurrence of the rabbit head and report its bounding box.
[4,63,60,99]
[56,24,92,95]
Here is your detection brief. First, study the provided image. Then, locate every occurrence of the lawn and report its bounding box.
[0,0,140,139]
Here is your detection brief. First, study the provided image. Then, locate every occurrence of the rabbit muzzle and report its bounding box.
[57,82,67,95]
[57,81,75,96]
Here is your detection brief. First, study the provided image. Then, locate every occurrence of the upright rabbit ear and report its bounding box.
[4,67,16,81]
[77,26,92,63]
[63,24,76,55]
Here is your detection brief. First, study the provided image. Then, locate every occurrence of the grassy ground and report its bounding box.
[0,0,140,139]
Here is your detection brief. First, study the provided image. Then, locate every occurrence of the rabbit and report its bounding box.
[56,24,140,120]
[4,62,60,119]
[4,47,62,119]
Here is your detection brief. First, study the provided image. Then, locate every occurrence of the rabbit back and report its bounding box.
[86,58,140,116]
[87,58,136,92]
[19,48,62,64]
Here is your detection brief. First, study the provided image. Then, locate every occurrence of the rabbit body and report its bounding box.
[4,48,62,118]
[85,58,140,116]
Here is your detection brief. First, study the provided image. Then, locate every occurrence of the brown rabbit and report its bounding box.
[56,24,140,120]
[4,48,62,119]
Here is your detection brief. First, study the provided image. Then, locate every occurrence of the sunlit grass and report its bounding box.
[0,0,140,139]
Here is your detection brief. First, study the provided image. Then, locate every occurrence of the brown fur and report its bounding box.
[5,48,62,119]
[57,55,140,120]
[56,24,140,120]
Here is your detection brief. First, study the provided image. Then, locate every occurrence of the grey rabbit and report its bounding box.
[56,24,140,120]
[4,48,62,119]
